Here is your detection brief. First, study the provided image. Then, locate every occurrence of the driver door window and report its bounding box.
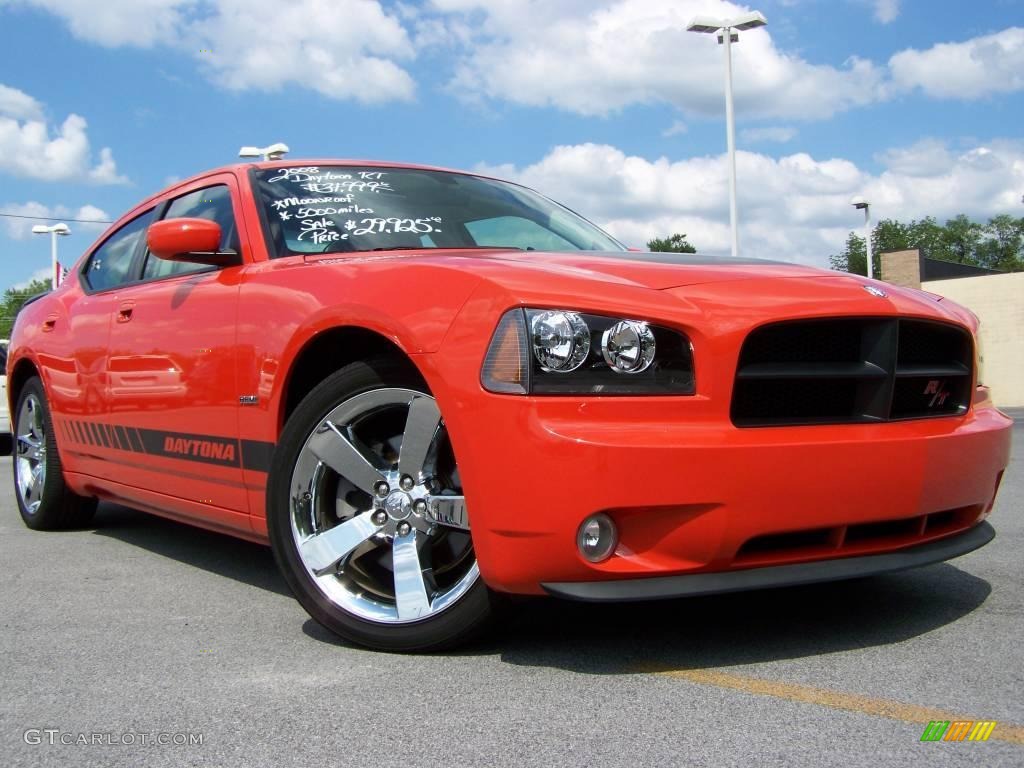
[142,185,238,280]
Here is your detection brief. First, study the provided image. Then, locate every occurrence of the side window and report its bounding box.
[83,210,155,292]
[143,185,238,280]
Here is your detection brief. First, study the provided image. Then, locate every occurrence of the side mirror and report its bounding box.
[146,218,239,266]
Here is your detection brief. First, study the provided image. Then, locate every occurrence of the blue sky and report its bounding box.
[1,0,1022,288]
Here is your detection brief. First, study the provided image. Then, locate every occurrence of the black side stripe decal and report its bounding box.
[59,419,274,473]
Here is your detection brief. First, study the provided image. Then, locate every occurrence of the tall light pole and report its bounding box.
[31,223,71,289]
[851,197,873,279]
[687,11,767,259]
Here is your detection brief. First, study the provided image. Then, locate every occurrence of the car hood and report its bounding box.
[447,250,828,290]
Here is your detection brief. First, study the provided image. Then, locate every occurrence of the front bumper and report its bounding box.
[437,392,1011,595]
[543,520,995,601]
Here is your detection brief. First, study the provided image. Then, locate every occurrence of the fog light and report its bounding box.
[577,513,618,562]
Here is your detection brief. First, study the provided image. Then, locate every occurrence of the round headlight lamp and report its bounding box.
[601,320,656,373]
[530,311,590,372]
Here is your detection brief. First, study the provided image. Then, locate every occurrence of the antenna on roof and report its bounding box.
[239,142,290,161]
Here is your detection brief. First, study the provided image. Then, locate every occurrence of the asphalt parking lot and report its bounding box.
[1,412,1022,768]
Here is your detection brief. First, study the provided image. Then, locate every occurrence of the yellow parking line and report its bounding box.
[640,667,1024,746]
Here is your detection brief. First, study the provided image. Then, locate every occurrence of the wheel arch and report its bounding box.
[278,325,428,432]
[8,355,40,415]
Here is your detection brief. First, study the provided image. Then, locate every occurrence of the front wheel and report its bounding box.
[267,359,494,652]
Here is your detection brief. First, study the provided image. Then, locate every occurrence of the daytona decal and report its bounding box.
[59,420,274,472]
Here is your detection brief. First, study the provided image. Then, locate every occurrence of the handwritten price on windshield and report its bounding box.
[346,217,443,236]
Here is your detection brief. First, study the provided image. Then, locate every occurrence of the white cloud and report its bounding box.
[871,0,899,24]
[18,0,418,103]
[890,27,1024,99]
[0,104,128,184]
[477,140,1024,266]
[190,0,415,102]
[433,0,887,120]
[662,119,688,138]
[874,139,954,177]
[11,0,195,47]
[1,201,111,240]
[16,0,1024,115]
[0,84,43,120]
[740,126,797,143]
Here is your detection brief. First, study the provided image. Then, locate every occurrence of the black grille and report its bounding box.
[731,318,972,427]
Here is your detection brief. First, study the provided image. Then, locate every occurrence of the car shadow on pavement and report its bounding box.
[86,502,992,666]
[492,563,991,673]
[89,502,290,597]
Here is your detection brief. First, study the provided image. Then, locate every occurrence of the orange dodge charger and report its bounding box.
[8,160,1012,651]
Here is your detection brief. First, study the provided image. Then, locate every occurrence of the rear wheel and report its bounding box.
[268,358,493,652]
[13,376,97,530]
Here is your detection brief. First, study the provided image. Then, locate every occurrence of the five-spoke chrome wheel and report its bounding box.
[15,393,47,515]
[289,388,478,625]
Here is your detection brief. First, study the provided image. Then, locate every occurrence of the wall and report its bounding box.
[922,272,1024,407]
[880,249,921,289]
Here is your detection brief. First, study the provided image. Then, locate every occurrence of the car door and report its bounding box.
[104,176,249,522]
[44,208,156,479]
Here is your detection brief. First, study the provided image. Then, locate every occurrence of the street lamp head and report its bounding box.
[31,223,71,235]
[686,16,727,33]
[239,142,290,161]
[731,11,768,31]
[850,196,869,210]
[687,11,767,33]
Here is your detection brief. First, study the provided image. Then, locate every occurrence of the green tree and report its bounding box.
[872,219,911,254]
[906,217,946,258]
[976,215,1024,271]
[647,233,697,253]
[0,279,51,339]
[830,213,1024,274]
[829,231,876,276]
[941,214,984,264]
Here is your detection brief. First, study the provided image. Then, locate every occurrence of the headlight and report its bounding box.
[530,310,590,372]
[481,308,695,395]
[602,320,656,373]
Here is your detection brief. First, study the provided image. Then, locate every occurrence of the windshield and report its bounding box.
[253,165,624,256]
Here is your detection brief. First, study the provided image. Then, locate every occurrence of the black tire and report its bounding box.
[267,357,495,652]
[13,376,97,530]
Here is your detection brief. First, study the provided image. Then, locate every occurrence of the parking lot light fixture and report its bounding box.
[851,197,873,279]
[686,11,767,259]
[239,143,290,161]
[32,222,71,289]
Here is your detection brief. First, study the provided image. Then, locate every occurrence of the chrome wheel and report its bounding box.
[15,394,47,514]
[289,388,478,624]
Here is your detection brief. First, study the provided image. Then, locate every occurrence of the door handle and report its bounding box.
[117,302,135,323]
[42,315,58,332]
